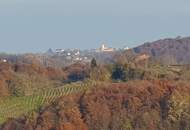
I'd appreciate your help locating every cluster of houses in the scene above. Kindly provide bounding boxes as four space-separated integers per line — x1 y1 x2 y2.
54 49 90 62
46 43 130 63
52 44 116 62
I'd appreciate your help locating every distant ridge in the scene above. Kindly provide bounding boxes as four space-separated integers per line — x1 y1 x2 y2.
132 36 190 65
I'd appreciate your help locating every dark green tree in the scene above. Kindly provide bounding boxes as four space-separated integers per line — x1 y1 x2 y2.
111 65 126 81
91 58 97 68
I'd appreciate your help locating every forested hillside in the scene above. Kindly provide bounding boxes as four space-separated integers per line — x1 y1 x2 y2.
133 37 190 65
0 54 190 130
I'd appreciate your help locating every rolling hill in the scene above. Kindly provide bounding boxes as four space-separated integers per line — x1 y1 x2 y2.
133 37 190 65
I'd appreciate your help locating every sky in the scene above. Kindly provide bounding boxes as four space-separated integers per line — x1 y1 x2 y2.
0 0 190 53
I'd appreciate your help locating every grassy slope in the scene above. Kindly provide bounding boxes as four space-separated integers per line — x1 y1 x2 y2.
0 80 97 124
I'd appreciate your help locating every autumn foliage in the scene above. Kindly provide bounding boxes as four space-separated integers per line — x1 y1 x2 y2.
0 79 190 130
0 59 190 130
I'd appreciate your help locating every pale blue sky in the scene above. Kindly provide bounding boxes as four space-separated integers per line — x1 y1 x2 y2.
0 0 190 53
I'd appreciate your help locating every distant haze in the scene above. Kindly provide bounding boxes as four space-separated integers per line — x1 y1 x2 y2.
0 0 190 53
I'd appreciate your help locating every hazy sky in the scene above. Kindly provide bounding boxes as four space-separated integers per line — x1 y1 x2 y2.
0 0 190 53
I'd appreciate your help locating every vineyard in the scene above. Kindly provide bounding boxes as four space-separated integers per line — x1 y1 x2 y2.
0 80 97 124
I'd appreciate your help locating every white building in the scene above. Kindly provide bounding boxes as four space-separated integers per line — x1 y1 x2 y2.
97 44 114 52
123 46 130 50
74 50 80 56
0 59 7 63
55 49 64 53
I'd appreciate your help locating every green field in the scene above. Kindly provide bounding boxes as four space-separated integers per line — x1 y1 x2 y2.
0 80 96 124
